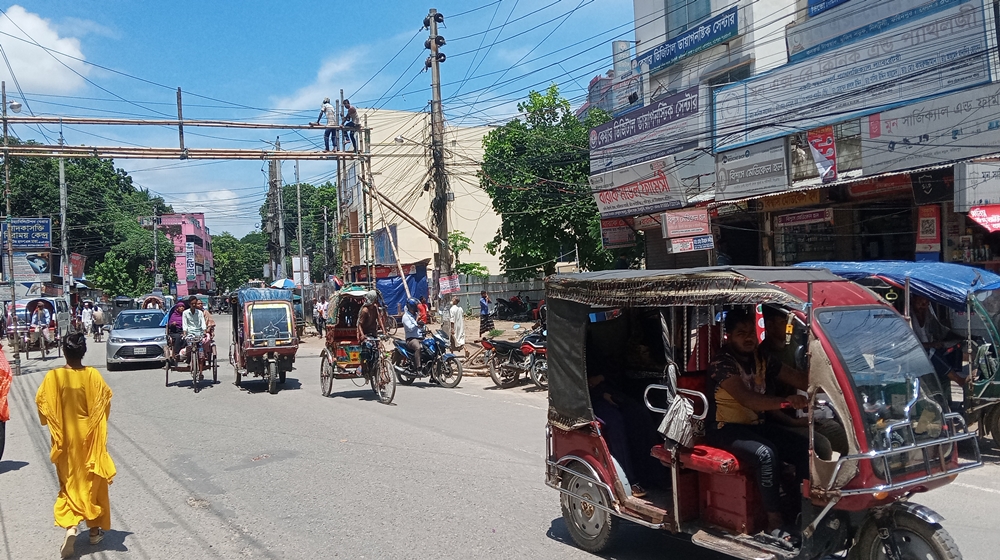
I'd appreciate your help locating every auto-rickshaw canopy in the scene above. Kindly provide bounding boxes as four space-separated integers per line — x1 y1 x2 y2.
544 266 846 431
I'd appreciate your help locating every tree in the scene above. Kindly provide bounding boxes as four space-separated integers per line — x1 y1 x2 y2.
480 85 643 280
257 181 338 282
91 252 140 297
210 230 270 291
448 230 489 277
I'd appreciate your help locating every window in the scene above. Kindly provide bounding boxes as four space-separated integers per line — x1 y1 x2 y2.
666 0 712 40
185 235 203 248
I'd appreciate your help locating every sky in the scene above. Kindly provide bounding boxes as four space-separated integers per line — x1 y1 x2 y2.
0 0 636 237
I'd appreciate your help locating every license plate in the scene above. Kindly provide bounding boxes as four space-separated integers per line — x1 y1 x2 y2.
133 346 147 355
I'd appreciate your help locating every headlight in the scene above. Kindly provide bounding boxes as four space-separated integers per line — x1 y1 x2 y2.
153 336 166 342
110 337 127 343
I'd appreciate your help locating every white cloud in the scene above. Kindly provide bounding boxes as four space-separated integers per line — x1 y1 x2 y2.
55 17 119 40
0 5 91 94
273 48 370 112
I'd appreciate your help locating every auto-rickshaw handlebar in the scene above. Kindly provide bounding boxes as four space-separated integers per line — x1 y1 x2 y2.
643 384 708 420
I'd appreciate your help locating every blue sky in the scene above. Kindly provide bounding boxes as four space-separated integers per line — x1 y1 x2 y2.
0 1 634 237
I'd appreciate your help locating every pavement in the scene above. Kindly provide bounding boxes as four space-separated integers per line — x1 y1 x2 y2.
1 321 999 559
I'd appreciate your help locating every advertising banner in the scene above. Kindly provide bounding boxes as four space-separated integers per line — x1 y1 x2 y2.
847 174 913 200
714 0 991 151
600 218 637 249
758 189 823 212
439 274 460 295
714 137 789 201
668 235 715 254
589 85 701 174
807 126 838 183
611 69 642 116
589 156 685 218
662 208 711 239
956 160 1000 211
776 208 834 227
5 251 52 283
632 6 740 75
0 217 52 249
863 83 1000 175
969 205 1000 231
69 253 86 279
916 205 942 252
185 241 196 282
806 0 851 18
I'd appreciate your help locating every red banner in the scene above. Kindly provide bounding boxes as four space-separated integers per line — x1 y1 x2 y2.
969 205 1000 232
807 126 837 183
916 205 941 252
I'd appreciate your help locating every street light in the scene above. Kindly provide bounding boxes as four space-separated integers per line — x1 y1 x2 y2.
2 82 21 375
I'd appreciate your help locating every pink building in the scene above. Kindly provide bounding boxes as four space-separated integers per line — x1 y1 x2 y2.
161 213 215 297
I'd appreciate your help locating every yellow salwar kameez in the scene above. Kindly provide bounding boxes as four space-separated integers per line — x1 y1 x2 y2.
35 366 116 530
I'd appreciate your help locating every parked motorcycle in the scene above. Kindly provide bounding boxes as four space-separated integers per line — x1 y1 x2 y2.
494 291 536 320
481 328 546 389
391 328 463 388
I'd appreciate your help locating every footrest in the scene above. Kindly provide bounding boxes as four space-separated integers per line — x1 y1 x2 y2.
690 529 792 560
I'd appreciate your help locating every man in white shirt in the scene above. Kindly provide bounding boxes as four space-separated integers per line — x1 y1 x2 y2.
315 296 329 336
449 297 466 354
182 296 208 342
313 97 338 152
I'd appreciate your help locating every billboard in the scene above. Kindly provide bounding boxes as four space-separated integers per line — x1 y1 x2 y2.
661 208 711 239
862 83 1000 175
589 85 701 174
1 217 52 249
185 241 196 282
714 0 991 151
806 0 852 17
956 160 1000 211
589 156 686 218
632 6 740 75
714 137 790 201
5 251 52 283
668 235 715 254
600 218 636 249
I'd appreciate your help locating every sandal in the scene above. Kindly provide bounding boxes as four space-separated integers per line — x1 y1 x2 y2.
89 528 105 545
61 527 78 558
631 484 648 498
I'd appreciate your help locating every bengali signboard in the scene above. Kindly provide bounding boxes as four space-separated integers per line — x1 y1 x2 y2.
589 85 701 174
863 84 1000 175
807 0 851 18
956 160 1000 211
714 0 991 151
758 189 823 212
1 217 52 249
600 218 637 249
439 274 460 295
662 208 711 239
589 156 686 218
185 241 196 282
969 205 1000 231
714 137 789 201
776 208 834 227
632 6 740 75
668 235 715 254
847 174 914 200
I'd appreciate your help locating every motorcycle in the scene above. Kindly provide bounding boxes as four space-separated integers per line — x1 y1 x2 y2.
391 328 463 388
481 327 546 389
494 291 536 320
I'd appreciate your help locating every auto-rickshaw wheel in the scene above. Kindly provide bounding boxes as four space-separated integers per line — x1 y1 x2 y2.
267 360 278 394
320 352 334 396
848 511 961 560
560 464 618 554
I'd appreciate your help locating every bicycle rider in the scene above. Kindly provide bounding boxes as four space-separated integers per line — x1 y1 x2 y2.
29 302 53 352
182 296 208 373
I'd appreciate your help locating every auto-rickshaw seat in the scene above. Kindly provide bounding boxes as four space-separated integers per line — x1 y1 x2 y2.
650 443 742 475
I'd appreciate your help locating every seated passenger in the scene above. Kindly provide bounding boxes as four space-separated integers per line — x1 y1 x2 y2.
911 295 966 392
760 306 848 460
705 307 809 538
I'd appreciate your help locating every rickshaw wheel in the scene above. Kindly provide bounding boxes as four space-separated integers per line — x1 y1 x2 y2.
267 360 278 394
212 353 218 383
985 406 1000 449
164 361 170 386
320 352 334 396
530 356 548 389
849 511 960 560
560 465 618 553
371 357 396 404
435 357 462 388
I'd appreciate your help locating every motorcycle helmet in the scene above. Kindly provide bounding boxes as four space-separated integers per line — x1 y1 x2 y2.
406 297 419 313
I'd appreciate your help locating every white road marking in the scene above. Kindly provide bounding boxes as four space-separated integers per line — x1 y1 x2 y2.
951 482 1000 495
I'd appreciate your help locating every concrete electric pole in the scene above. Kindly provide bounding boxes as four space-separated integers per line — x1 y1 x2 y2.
295 159 305 286
275 138 287 279
425 8 453 301
59 131 68 297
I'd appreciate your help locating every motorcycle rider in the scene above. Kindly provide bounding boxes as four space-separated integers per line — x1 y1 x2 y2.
402 297 424 371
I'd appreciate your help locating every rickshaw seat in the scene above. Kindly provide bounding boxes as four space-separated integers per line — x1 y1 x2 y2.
651 443 742 475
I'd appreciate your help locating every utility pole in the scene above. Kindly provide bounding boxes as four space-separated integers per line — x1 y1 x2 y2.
275 137 287 278
425 8 452 303
267 152 278 279
152 208 159 288
2 81 19 375
59 130 68 297
295 159 304 286
323 205 329 282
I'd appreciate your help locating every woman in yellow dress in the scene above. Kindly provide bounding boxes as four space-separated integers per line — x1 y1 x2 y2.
35 331 116 558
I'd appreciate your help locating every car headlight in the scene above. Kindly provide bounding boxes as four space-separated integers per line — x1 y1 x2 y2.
110 337 127 343
154 336 166 342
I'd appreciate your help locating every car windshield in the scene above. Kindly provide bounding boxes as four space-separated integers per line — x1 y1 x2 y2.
114 311 164 330
249 305 291 339
817 308 948 461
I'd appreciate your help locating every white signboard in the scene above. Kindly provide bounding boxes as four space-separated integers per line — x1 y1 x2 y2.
862 83 1000 175
292 256 311 286
6 251 52 283
611 69 642 116
714 0 991 151
661 209 711 239
589 156 686 218
956 160 1000 211
668 235 715 254
714 138 789 201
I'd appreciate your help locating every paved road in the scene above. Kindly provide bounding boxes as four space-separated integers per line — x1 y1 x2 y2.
1 320 998 559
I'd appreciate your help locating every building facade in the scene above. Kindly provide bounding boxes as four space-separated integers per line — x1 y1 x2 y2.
161 213 216 296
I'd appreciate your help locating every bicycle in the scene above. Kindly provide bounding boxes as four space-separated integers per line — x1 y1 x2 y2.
93 323 104 343
363 335 396 404
186 335 204 390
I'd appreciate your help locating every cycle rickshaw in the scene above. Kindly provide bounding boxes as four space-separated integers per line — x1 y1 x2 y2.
163 300 218 390
230 287 298 394
318 285 395 404
24 298 60 359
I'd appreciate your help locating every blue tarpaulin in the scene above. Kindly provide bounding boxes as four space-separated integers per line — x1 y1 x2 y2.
797 261 1000 310
237 288 294 306
377 269 428 316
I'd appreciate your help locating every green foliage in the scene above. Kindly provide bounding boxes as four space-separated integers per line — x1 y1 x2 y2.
211 231 270 291
257 181 338 281
488 329 504 337
91 252 140 296
448 230 489 277
480 85 642 280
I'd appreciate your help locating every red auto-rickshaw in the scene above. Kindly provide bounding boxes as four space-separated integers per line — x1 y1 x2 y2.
545 267 981 559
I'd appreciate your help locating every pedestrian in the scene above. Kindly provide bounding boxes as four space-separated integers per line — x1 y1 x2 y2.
417 296 429 324
311 297 320 334
0 344 11 462
342 99 359 152
312 97 338 152
316 296 329 336
479 290 494 338
81 302 94 336
449 296 466 354
35 332 115 558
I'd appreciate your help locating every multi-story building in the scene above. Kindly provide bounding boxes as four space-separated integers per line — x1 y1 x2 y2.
161 212 215 297
575 71 616 121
